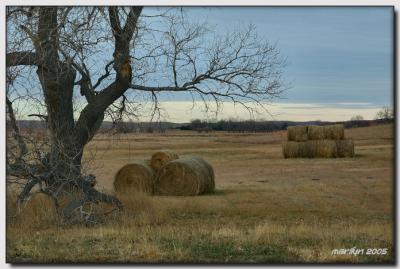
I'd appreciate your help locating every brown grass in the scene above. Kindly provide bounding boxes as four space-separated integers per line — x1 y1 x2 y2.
7 123 394 263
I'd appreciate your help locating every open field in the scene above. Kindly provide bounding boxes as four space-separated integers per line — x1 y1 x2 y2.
7 124 394 263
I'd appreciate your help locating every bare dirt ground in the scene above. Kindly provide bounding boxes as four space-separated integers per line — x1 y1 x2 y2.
7 124 394 263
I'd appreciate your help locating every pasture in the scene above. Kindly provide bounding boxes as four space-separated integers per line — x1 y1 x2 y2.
7 124 394 263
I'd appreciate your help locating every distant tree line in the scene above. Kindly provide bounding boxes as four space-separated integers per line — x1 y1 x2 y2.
181 119 289 133
181 115 394 133
108 121 183 134
346 107 394 128
12 106 394 135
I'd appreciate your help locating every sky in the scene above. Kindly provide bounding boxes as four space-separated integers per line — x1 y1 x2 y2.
9 7 394 123
139 6 394 122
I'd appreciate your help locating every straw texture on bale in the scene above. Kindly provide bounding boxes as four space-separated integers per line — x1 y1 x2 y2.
283 140 337 158
155 156 215 196
18 193 58 223
283 141 317 158
287 126 308 141
282 141 300 158
307 125 325 140
336 139 355 157
114 160 155 194
150 151 179 171
25 193 57 215
313 140 337 158
323 124 344 140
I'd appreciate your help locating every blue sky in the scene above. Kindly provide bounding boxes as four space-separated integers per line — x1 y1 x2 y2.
177 7 393 107
128 7 393 121
10 7 394 122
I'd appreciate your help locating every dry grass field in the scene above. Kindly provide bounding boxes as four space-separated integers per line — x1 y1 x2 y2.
7 123 394 263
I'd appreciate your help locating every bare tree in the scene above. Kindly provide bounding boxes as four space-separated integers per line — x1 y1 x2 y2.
375 106 394 121
6 7 286 220
350 115 364 121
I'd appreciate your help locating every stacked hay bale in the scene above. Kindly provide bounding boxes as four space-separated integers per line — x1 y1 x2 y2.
114 151 215 196
287 125 308 141
283 124 354 158
150 150 179 172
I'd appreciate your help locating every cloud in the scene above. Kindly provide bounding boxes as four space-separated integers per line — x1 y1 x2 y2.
134 101 384 122
12 98 386 123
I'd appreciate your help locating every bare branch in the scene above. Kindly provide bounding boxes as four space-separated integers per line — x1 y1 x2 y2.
6 7 286 223
6 97 28 159
108 7 122 35
123 7 143 39
109 7 143 68
92 60 114 90
19 25 39 48
6 51 37 67
28 113 48 121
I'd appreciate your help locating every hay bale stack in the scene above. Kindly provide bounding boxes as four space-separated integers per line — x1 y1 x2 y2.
282 141 300 158
287 126 308 141
283 141 315 158
300 141 317 158
155 156 215 196
283 140 337 158
323 124 344 140
150 151 179 171
282 123 354 158
114 160 155 194
313 140 337 158
307 125 325 140
336 139 355 157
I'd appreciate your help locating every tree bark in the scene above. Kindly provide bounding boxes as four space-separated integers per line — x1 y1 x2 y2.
34 8 80 176
7 7 144 217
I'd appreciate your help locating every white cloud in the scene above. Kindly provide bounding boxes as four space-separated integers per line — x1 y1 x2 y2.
12 99 384 123
137 101 383 122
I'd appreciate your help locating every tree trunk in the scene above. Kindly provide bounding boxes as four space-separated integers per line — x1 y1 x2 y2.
34 7 79 176
7 7 137 215
36 61 80 172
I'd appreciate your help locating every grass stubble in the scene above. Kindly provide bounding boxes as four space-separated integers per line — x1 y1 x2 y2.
6 124 394 263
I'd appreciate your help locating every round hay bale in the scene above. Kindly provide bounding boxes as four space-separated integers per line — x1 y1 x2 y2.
287 126 308 141
323 124 344 140
336 139 355 157
314 140 337 158
300 141 318 158
282 141 300 158
284 141 317 158
150 151 179 171
15 193 59 225
155 156 215 196
196 157 216 192
24 192 57 216
283 140 338 158
307 125 325 140
114 160 155 195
